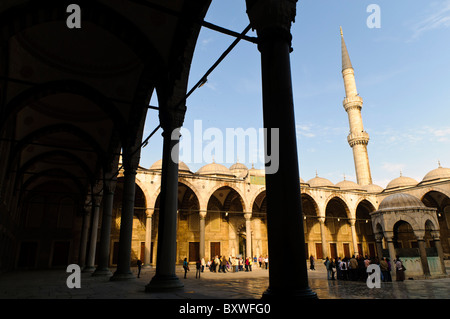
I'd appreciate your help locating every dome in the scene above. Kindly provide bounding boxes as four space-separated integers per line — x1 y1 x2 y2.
378 193 425 211
230 162 248 171
196 162 235 177
248 163 265 177
422 163 450 183
307 175 334 188
385 174 418 190
362 184 384 193
300 177 306 184
336 179 362 190
150 159 191 172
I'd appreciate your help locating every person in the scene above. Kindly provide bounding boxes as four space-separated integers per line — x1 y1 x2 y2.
183 258 189 279
221 256 228 273
385 258 392 282
264 256 269 269
249 257 252 271
324 257 331 279
380 257 389 282
336 257 342 280
258 256 263 268
395 256 405 281
195 259 201 279
340 257 348 280
136 259 142 278
310 255 315 270
245 257 249 272
330 258 336 280
201 257 206 272
349 255 358 281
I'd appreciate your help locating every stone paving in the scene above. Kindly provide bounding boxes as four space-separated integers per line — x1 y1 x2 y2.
0 262 449 300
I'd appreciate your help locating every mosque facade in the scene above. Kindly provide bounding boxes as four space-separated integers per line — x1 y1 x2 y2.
108 28 450 279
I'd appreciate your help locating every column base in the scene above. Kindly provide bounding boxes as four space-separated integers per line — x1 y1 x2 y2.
92 268 113 277
110 271 136 281
82 266 95 273
262 286 318 300
145 274 184 292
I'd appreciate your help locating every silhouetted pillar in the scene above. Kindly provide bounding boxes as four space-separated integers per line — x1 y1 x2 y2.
83 196 101 272
146 124 184 291
143 209 153 268
93 175 116 276
110 152 139 281
78 205 91 268
246 0 316 299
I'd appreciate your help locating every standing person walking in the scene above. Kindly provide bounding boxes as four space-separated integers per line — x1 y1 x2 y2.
183 258 189 279
195 259 201 279
395 256 405 281
310 255 315 270
136 259 142 278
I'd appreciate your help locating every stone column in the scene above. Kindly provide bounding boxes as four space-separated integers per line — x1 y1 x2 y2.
244 213 252 258
318 217 328 259
415 231 431 277
349 218 358 256
375 232 384 259
93 178 116 276
110 153 139 281
83 196 101 272
199 211 206 261
143 209 153 268
385 232 397 280
246 0 316 299
431 231 447 275
146 124 184 291
78 205 91 268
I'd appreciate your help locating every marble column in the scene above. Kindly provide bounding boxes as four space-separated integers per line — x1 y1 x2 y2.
199 211 206 261
146 126 184 291
110 154 139 281
78 205 91 268
375 232 384 259
246 0 316 299
244 213 252 258
385 232 397 280
143 209 153 268
416 233 431 276
349 218 358 256
318 217 328 259
431 231 447 275
83 197 101 272
93 177 116 276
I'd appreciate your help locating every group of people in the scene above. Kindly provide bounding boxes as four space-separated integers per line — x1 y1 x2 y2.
310 254 406 282
182 255 270 279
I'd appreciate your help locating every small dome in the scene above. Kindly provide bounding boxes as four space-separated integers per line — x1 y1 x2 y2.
422 163 450 183
230 162 248 171
307 175 334 188
300 177 306 184
248 163 265 177
385 174 417 190
362 184 384 193
378 193 425 211
150 159 191 172
336 179 362 190
196 162 235 177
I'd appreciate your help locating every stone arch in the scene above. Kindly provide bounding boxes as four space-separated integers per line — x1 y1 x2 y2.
249 187 266 212
204 183 248 213
324 194 351 219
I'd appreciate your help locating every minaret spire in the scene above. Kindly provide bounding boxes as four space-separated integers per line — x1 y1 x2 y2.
340 27 372 186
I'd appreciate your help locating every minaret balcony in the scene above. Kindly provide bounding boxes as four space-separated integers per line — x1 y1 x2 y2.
343 96 363 111
347 131 369 146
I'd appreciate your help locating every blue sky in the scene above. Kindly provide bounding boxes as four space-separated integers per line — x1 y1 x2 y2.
140 0 450 188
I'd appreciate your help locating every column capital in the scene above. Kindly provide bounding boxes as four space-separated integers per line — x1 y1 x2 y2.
430 230 441 240
159 107 186 133
318 217 325 224
246 0 297 35
145 209 154 218
244 213 252 220
199 211 207 219
414 229 426 241
349 218 356 226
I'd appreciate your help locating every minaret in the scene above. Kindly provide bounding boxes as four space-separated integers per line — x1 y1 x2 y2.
340 27 372 186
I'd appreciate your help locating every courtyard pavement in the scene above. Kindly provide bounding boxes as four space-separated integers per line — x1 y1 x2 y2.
0 262 449 300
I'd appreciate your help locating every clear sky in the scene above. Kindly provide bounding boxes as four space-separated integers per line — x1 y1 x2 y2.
140 0 450 188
